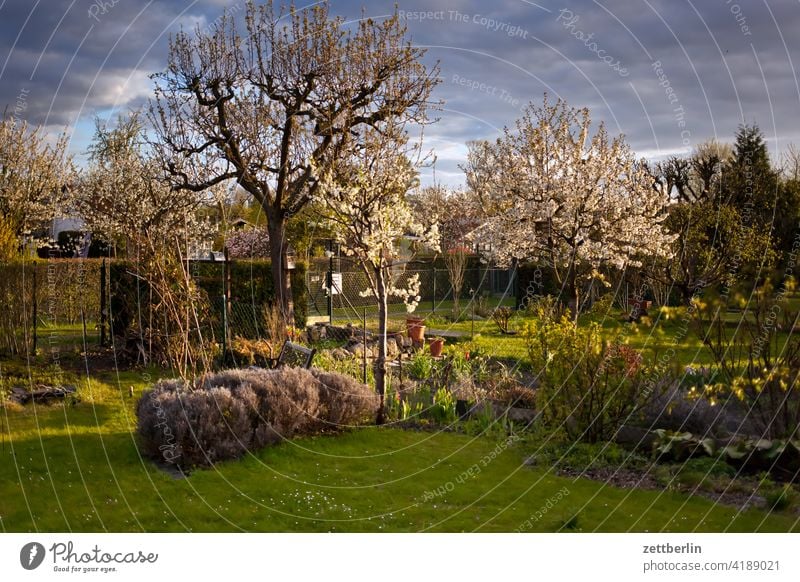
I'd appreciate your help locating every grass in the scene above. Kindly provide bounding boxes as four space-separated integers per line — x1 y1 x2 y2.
0 365 797 532
1 312 798 533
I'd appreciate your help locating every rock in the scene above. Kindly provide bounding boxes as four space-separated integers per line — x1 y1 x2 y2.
613 425 657 450
386 337 399 358
330 348 352 360
347 342 373 359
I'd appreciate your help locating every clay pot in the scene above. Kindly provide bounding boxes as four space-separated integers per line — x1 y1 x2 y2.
406 317 425 343
429 337 444 358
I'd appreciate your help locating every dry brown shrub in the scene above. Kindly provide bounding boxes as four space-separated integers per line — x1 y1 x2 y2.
311 369 379 426
137 367 376 468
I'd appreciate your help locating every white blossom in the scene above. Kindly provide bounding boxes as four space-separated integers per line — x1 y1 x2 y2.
466 96 675 315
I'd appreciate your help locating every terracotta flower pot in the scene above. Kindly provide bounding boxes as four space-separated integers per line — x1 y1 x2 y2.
429 338 444 358
406 317 426 343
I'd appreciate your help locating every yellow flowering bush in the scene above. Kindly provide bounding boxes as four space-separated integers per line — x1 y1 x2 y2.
689 282 800 438
525 314 656 443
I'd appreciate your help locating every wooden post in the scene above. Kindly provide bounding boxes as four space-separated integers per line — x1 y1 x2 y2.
99 258 107 347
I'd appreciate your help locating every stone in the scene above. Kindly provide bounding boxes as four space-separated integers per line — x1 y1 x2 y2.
347 342 373 359
330 348 352 360
386 337 399 358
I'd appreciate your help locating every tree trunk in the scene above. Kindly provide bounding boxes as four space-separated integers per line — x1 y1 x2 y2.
568 262 580 323
375 265 388 425
267 215 295 329
681 284 694 306
572 284 580 323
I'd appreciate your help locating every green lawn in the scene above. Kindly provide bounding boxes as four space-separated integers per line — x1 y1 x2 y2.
323 304 721 365
328 299 800 370
0 367 796 532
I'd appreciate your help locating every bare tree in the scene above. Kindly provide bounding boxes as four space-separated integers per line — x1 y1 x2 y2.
782 143 800 182
150 0 439 328
409 185 478 317
650 140 731 203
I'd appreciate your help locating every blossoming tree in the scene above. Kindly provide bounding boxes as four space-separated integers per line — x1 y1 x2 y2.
224 226 270 259
314 135 439 423
409 185 479 317
0 117 72 253
465 96 675 319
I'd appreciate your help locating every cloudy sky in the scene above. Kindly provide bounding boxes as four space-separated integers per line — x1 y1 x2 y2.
2 0 799 186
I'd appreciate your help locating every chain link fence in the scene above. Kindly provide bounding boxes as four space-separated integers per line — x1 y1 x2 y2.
305 259 519 322
303 258 532 363
0 259 105 356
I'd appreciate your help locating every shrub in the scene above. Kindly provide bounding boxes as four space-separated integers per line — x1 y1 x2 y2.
136 380 255 467
111 259 308 342
491 307 515 334
690 283 800 438
407 351 436 380
523 293 566 321
525 315 660 443
639 382 745 436
228 337 276 367
498 385 537 409
527 440 649 472
313 349 374 387
136 367 375 468
0 260 104 355
429 387 457 424
678 456 737 478
202 367 321 439
310 369 379 426
764 485 796 511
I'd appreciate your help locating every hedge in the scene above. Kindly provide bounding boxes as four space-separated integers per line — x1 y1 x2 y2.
109 259 307 339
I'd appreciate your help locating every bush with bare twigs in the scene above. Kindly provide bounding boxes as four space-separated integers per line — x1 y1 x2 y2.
136 367 376 468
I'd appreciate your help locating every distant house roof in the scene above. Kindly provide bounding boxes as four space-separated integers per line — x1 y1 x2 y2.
230 218 253 229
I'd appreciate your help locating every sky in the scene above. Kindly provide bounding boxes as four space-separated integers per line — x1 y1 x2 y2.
1 0 799 186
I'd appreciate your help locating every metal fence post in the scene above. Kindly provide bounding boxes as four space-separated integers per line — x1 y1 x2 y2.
224 247 232 341
99 258 107 347
431 265 436 314
362 308 367 384
328 240 334 324
32 265 38 353
222 293 228 359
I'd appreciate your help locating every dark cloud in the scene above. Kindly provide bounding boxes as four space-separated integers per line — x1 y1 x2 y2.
0 0 230 127
1 0 798 184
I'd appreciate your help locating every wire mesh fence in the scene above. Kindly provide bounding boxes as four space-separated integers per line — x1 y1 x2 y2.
303 260 531 364
305 263 519 323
